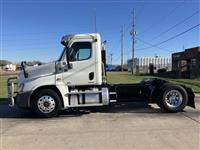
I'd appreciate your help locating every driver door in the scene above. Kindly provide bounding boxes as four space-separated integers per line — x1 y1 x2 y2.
62 39 96 86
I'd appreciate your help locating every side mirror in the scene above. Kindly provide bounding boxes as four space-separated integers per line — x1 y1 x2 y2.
56 61 69 72
62 61 73 69
62 61 67 66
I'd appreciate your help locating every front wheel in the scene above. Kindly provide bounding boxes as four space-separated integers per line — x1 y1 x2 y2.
159 85 188 112
31 89 61 117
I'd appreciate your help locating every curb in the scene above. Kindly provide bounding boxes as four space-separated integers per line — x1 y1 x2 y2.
195 94 200 98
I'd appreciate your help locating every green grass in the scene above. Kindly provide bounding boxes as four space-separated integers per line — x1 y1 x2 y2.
0 75 10 98
157 77 200 93
107 72 200 93
0 75 17 99
107 72 152 84
0 72 199 100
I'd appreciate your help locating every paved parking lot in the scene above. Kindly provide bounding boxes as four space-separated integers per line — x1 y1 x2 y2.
0 96 200 150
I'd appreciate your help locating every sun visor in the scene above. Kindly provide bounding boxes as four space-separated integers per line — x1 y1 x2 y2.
61 34 75 46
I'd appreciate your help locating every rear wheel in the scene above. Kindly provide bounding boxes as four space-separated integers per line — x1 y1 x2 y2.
159 85 188 112
31 89 61 117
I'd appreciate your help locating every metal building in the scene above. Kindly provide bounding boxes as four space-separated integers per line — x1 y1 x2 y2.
127 57 172 74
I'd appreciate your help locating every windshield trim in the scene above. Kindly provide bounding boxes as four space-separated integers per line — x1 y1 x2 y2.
58 47 67 61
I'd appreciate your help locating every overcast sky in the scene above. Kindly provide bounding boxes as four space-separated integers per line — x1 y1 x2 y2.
1 0 199 64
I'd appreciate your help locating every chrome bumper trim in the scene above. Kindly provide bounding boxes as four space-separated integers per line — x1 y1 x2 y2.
7 77 17 107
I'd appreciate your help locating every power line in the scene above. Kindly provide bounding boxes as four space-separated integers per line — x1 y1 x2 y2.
139 1 185 35
2 46 60 51
2 36 59 41
150 9 199 41
124 7 143 36
110 8 142 64
111 17 132 65
136 37 173 52
137 24 200 51
135 3 145 18
2 45 61 49
124 22 132 35
154 24 200 46
1 31 63 36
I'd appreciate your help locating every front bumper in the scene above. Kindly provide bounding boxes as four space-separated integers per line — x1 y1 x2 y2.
7 77 31 108
7 77 17 107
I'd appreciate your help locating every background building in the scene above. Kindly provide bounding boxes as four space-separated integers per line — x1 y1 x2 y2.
127 57 172 74
0 60 16 71
172 46 200 78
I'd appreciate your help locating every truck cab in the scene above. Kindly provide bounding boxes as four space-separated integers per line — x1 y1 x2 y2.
7 33 195 117
58 33 103 86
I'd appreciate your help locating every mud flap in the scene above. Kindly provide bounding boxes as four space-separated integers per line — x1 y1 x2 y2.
186 87 195 108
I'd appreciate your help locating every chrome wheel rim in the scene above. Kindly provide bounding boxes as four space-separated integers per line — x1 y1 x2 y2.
164 90 183 108
37 95 56 113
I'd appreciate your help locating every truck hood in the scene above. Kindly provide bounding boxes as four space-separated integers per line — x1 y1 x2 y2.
18 62 56 82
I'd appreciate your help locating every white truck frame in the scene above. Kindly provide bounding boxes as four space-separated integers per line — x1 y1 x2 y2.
7 33 195 117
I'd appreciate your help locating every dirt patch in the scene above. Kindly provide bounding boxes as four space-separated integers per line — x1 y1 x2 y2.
0 71 18 76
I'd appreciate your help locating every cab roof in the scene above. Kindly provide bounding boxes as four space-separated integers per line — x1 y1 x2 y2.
61 33 100 46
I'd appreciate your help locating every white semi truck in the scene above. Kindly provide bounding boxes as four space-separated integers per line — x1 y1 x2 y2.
7 33 195 117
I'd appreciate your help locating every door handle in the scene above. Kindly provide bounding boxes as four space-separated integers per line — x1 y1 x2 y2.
89 72 94 80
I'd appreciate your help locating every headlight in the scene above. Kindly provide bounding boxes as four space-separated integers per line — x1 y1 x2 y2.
17 83 24 93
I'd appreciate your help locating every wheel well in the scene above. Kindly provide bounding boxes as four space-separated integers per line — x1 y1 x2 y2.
150 83 172 103
30 85 64 108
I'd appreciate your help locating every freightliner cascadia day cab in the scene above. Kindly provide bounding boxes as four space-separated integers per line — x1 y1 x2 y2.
7 33 195 117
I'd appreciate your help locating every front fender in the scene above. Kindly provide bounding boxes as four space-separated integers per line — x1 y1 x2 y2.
24 74 56 92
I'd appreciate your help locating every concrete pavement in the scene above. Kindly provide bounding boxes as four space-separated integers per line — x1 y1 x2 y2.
0 96 199 150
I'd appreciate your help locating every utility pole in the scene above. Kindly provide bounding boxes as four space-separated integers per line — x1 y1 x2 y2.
121 26 124 72
130 9 136 74
110 53 113 65
107 55 110 64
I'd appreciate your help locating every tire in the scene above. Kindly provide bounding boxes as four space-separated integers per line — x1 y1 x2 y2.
31 89 61 117
159 85 188 113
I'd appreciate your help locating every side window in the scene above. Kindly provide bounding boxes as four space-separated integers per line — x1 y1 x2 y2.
69 42 92 61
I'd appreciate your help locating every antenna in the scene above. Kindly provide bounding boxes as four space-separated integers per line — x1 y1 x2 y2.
121 26 124 72
93 8 97 33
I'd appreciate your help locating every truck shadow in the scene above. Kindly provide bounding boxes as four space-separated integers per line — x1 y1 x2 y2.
60 102 163 118
0 99 162 119
85 102 162 113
